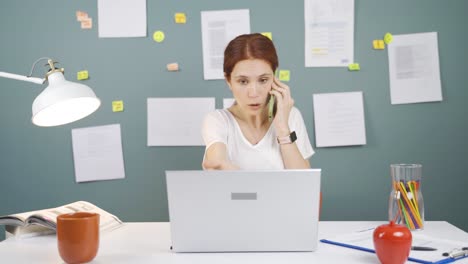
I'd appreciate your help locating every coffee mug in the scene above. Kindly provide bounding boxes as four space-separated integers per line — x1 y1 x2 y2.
57 212 100 264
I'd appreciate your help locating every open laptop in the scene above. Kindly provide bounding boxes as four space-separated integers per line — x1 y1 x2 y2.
165 169 321 253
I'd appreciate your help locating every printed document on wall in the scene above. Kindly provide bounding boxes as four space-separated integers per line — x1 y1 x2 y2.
72 124 126 183
147 98 215 146
313 91 366 147
98 0 147 38
201 9 250 80
388 32 442 104
304 0 354 67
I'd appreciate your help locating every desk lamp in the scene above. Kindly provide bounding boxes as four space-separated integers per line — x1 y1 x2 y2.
0 57 101 127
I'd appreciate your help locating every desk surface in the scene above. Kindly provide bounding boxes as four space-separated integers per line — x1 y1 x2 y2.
1 221 467 264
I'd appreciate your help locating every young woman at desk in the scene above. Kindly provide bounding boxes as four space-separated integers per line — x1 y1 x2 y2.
202 33 314 170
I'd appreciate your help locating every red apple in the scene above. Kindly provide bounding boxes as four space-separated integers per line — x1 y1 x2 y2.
373 221 412 264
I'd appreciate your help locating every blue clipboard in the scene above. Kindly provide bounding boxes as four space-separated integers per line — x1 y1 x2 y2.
320 239 468 264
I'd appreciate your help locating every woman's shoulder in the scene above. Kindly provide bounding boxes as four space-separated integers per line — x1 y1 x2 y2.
205 109 233 123
290 106 303 119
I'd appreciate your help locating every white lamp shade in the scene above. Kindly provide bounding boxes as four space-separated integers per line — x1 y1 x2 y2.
32 72 101 127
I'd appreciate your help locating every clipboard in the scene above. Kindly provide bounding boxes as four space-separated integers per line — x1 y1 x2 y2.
320 239 468 264
320 227 468 264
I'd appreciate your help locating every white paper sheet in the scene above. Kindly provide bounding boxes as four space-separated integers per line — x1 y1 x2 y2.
147 98 216 146
201 9 250 80
313 91 366 147
71 124 126 183
326 227 468 263
304 0 354 67
98 0 147 38
388 32 442 104
223 98 235 109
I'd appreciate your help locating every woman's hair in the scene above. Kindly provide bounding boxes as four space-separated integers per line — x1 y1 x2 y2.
223 33 278 81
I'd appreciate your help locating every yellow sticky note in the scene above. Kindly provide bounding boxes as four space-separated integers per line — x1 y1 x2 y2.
348 63 360 71
261 32 272 40
77 70 89 80
174 13 186 24
112 101 124 112
373 40 385 50
278 70 290 82
312 48 328 55
384 33 393 44
153 31 165 42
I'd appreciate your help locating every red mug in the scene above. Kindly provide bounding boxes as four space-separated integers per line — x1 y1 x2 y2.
57 212 100 264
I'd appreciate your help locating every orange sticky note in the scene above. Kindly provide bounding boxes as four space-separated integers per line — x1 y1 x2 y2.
174 13 186 24
112 101 124 112
261 32 272 40
166 63 179 71
279 70 290 82
81 18 92 29
373 40 385 50
77 70 89 80
76 11 88 22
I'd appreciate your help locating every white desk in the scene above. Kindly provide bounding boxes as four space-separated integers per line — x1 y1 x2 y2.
1 221 467 263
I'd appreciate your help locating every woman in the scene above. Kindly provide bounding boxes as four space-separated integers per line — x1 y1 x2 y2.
202 33 314 170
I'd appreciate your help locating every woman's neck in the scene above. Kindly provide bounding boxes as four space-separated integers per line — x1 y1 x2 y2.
228 105 269 128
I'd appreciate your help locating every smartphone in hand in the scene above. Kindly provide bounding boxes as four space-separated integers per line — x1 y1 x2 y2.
268 94 276 122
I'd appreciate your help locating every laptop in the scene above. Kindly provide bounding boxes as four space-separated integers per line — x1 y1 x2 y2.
165 169 321 252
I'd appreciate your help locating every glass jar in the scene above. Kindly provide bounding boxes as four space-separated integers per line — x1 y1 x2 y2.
388 164 424 230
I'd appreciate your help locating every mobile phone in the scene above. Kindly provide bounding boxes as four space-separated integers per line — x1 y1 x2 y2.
268 94 276 122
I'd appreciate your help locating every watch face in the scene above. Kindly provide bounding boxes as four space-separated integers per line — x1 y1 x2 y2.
290 131 297 142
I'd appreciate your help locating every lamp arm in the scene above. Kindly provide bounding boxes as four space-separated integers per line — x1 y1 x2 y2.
0 71 45 85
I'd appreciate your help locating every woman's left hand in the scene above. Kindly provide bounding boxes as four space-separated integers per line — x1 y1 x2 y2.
270 77 294 136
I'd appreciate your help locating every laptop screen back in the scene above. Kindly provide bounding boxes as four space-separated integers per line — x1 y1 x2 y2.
166 169 321 252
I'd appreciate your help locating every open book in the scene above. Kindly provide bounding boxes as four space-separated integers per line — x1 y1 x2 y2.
0 201 123 238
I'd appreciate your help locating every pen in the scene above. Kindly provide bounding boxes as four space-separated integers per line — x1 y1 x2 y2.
412 246 437 251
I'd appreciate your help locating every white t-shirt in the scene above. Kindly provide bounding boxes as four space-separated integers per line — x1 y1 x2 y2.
201 107 314 170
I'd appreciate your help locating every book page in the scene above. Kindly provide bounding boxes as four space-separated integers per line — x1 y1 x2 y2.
2 201 123 234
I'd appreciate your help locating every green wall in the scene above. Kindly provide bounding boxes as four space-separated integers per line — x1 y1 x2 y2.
1 0 467 241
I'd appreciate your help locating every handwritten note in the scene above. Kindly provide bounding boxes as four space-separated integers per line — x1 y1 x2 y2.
77 70 89 80
348 63 360 71
153 30 165 42
112 101 124 112
279 70 290 82
174 13 187 24
373 40 385 50
384 32 393 44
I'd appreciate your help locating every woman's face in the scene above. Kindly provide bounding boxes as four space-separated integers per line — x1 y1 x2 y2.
226 59 274 116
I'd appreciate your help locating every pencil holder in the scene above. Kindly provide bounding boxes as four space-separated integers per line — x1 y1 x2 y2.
388 164 424 230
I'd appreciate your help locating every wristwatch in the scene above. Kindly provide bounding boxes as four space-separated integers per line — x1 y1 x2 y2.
277 131 297 145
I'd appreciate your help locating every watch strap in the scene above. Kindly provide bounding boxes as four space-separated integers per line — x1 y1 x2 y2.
277 131 297 144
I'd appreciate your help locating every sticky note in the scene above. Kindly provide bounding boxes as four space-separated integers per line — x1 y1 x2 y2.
279 70 290 82
261 32 272 40
384 33 393 44
81 18 92 29
174 13 186 24
112 101 124 112
76 11 88 22
153 31 165 42
348 63 360 71
373 40 385 50
77 70 89 80
166 63 179 71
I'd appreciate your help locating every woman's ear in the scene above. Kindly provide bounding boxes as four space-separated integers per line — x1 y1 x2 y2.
224 73 233 91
